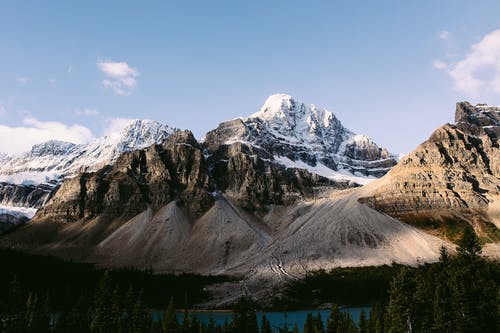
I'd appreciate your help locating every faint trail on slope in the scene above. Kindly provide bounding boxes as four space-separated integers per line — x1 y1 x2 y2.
221 196 269 248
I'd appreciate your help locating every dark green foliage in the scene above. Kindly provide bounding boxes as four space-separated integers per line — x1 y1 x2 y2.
457 224 482 257
54 296 91 333
162 297 178 333
367 303 385 333
232 297 258 333
303 313 314 333
358 310 367 333
0 249 232 311
275 265 402 309
260 315 271 333
383 227 499 333
326 304 340 333
325 305 358 333
130 290 150 333
314 313 325 333
91 272 121 333
24 292 51 333
386 267 414 333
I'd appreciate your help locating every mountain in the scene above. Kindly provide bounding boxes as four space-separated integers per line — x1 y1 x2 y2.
359 102 500 244
0 119 176 231
3 99 498 304
204 94 397 184
0 100 451 291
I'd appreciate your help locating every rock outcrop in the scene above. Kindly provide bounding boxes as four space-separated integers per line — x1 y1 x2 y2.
359 102 500 241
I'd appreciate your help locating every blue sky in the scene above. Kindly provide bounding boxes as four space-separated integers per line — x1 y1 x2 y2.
1 1 500 154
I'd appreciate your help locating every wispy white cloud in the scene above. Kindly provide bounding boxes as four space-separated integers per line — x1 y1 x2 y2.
432 60 448 70
16 76 32 84
0 116 94 154
103 117 136 139
74 108 99 116
434 29 500 97
48 78 57 85
438 30 450 40
97 60 139 96
0 104 6 117
67 65 73 74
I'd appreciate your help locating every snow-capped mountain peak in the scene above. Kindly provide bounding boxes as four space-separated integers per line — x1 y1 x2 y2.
0 119 177 187
250 94 345 137
105 119 175 152
205 94 397 184
28 140 77 157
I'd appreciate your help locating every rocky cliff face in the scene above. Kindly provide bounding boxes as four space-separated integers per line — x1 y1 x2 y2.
359 102 500 241
0 120 176 231
35 131 214 224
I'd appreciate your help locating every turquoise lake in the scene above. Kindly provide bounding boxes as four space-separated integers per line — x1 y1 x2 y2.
173 307 370 332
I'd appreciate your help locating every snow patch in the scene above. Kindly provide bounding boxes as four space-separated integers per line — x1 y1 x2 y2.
274 156 375 185
0 204 37 219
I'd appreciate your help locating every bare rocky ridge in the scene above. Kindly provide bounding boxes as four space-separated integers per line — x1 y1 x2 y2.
359 102 500 241
0 120 176 231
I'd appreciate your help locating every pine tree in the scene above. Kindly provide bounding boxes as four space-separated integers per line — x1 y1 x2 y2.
358 310 367 333
162 297 178 333
189 315 200 333
368 303 385 333
314 313 325 333
55 296 91 333
337 313 357 333
207 314 217 333
2 275 26 333
131 289 150 333
304 313 315 333
326 304 340 333
232 297 258 333
181 307 190 333
457 224 482 258
91 271 121 333
386 267 414 333
260 315 271 333
24 292 50 333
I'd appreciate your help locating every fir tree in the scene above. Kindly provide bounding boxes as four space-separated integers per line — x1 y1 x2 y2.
207 314 217 333
260 315 271 333
358 310 367 333
326 304 340 333
314 313 325 333
24 292 50 333
55 296 91 333
304 313 315 333
457 224 482 258
91 271 121 333
162 297 178 333
181 307 190 333
131 289 150 333
386 267 414 333
232 297 258 333
2 275 26 333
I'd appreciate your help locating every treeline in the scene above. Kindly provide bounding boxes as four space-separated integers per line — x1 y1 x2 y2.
379 225 499 333
0 249 230 310
0 273 361 333
1 225 498 332
274 265 402 309
276 224 499 333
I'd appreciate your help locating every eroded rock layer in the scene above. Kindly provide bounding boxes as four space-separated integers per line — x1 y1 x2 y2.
359 102 500 240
